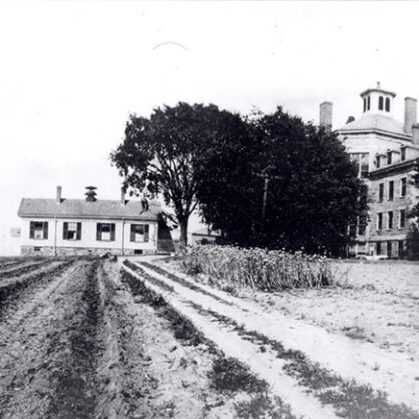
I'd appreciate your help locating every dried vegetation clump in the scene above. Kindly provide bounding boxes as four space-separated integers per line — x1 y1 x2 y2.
183 245 334 290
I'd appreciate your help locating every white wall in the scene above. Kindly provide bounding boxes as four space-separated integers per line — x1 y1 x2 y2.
21 218 158 252
0 224 21 256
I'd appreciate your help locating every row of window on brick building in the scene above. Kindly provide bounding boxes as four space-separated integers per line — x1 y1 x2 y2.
378 177 407 202
29 221 150 242
350 149 408 178
376 148 407 169
376 209 407 231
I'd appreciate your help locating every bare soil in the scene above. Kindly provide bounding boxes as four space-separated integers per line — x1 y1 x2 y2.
2 254 417 418
143 257 419 418
0 258 265 418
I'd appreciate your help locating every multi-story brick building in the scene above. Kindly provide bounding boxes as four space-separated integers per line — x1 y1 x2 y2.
368 145 419 258
320 83 419 259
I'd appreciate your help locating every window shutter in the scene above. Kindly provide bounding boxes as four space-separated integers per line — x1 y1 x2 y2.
30 222 35 239
144 224 149 242
130 224 135 242
77 223 82 240
43 222 48 240
63 222 68 240
96 224 101 241
110 224 115 241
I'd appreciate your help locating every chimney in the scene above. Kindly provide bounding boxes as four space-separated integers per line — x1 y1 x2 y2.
120 187 126 205
412 123 419 146
56 186 62 204
404 97 417 134
319 101 333 131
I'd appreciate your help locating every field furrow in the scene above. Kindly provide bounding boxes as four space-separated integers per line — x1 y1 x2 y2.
2 258 277 418
0 259 55 280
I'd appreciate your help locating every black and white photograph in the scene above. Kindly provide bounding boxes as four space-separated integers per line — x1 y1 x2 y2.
0 1 418 418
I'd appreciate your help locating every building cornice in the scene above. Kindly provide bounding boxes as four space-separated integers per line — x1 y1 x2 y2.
368 158 418 179
359 88 396 98
336 128 411 141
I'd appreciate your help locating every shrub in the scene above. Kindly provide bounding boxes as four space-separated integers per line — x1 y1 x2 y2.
182 245 334 290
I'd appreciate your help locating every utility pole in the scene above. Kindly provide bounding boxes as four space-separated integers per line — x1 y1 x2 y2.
256 165 279 221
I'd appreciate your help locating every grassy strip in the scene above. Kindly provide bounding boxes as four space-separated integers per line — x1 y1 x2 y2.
121 266 296 419
0 260 75 317
46 260 101 418
208 356 296 419
124 260 175 293
139 260 234 305
187 301 418 419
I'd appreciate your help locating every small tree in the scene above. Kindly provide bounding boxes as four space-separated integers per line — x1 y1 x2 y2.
111 102 245 247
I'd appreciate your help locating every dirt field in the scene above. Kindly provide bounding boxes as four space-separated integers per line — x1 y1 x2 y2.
143 257 419 419
0 257 290 418
1 255 418 418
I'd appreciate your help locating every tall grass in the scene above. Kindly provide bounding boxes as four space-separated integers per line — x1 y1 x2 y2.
183 245 334 290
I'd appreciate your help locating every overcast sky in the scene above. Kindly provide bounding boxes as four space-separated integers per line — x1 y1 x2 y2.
1 1 419 228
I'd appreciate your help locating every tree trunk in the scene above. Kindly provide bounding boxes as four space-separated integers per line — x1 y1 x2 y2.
179 218 188 249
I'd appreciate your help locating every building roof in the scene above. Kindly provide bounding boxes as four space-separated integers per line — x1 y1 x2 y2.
337 113 409 137
359 87 396 97
192 228 221 237
17 198 162 221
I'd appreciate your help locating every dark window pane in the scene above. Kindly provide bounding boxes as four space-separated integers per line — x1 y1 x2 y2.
388 212 393 229
377 213 383 230
401 178 407 197
389 181 394 200
400 210 406 228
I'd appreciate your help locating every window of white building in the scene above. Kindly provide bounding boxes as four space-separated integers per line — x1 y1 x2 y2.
130 224 149 242
63 222 81 240
30 221 48 240
97 223 115 241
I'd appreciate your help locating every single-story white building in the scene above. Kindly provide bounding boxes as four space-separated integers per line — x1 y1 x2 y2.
17 186 171 256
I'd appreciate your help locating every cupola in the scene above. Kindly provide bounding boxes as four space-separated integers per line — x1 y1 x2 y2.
360 82 396 116
85 186 97 202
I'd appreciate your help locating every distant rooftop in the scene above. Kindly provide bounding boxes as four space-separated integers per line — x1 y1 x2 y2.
338 113 409 137
18 198 161 221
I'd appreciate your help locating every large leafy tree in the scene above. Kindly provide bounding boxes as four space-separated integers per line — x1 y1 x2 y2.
110 102 246 246
197 107 368 256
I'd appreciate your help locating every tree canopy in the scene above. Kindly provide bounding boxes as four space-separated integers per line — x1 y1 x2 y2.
196 107 368 256
111 102 367 255
110 102 247 246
